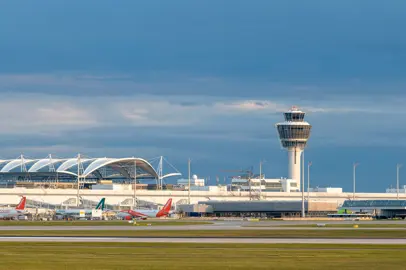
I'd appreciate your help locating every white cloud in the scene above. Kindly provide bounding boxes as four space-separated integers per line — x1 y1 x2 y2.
217 100 287 112
215 99 403 115
1 72 406 149
0 97 98 134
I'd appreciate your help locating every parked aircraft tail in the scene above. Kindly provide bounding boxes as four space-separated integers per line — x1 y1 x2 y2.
95 198 105 210
15 196 26 210
157 198 172 217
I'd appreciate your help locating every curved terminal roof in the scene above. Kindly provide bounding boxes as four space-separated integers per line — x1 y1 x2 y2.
0 156 161 180
1 159 35 172
28 158 65 172
82 157 158 179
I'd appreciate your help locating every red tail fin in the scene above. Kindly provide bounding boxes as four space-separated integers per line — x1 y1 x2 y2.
15 196 26 210
156 198 172 217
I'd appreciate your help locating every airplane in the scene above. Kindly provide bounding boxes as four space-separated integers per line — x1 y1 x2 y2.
119 198 173 220
55 198 105 217
0 196 27 220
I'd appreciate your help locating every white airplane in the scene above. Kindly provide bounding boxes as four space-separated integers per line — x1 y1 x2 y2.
0 196 27 220
55 198 105 217
118 198 173 220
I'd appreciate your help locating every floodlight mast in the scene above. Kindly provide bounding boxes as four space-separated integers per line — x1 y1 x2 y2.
353 162 359 200
397 164 402 200
134 159 137 208
259 160 266 200
188 158 191 204
76 153 80 207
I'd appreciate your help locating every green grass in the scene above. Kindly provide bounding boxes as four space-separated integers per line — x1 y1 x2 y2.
0 220 211 226
0 242 405 270
0 229 406 238
279 224 406 228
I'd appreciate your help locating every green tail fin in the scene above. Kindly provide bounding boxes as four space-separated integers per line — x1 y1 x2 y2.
95 198 105 210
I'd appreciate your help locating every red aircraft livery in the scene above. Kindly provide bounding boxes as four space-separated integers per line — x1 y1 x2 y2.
120 198 172 219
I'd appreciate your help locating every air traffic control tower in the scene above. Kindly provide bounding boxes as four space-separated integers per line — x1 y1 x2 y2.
276 106 312 190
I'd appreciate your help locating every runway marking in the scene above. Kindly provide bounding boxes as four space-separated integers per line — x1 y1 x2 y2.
0 236 405 244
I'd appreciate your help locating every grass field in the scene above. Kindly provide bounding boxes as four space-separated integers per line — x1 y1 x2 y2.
0 242 405 270
0 229 406 238
0 220 211 226
280 224 406 228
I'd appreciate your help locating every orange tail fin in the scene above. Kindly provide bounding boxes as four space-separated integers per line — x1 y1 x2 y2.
157 198 172 217
15 197 26 210
163 198 172 212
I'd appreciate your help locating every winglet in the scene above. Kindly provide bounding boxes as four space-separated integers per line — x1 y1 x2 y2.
95 198 105 210
15 196 26 210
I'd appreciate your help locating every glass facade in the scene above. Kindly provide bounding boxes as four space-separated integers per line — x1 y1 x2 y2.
277 125 311 140
342 200 406 208
280 141 307 148
284 112 305 122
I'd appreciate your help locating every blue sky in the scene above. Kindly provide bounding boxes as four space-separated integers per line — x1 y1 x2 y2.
1 1 406 192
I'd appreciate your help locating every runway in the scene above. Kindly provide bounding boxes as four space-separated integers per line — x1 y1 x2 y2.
0 224 405 231
0 236 405 244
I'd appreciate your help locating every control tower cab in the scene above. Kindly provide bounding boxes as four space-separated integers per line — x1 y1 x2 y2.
275 106 312 190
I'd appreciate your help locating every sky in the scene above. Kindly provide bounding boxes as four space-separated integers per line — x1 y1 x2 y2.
0 1 406 192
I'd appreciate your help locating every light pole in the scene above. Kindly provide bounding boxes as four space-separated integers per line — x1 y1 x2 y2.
353 162 359 200
307 161 312 203
134 159 137 208
188 158 191 204
301 150 305 218
76 153 81 207
259 160 266 200
397 164 402 200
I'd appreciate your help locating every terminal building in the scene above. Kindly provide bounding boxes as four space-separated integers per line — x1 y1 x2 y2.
0 155 181 189
178 200 338 218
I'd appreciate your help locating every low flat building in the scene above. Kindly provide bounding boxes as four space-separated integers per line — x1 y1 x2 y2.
340 200 406 219
230 177 299 193
177 175 205 187
190 186 227 192
309 187 343 193
386 185 406 194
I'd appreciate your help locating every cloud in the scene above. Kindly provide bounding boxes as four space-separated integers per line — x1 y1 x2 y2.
2 72 406 101
0 92 405 141
219 100 286 112
0 97 98 134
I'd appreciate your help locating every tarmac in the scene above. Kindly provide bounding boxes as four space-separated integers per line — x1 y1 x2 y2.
0 225 405 230
0 236 405 244
0 220 405 231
